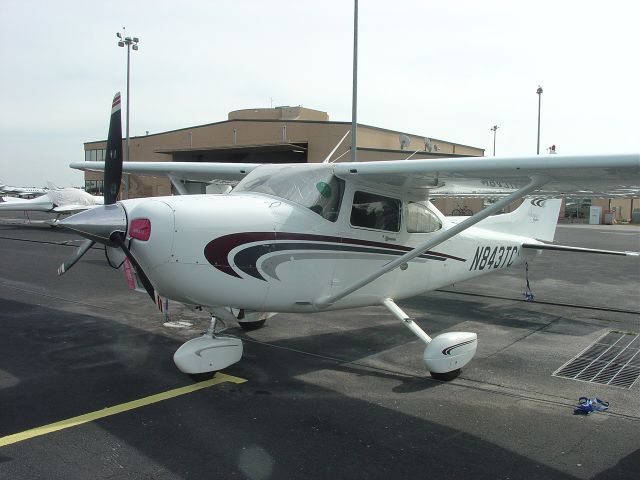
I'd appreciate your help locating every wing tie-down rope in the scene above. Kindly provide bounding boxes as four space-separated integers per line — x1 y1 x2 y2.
522 262 534 301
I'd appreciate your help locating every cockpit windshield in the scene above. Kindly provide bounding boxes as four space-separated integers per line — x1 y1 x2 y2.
233 164 345 222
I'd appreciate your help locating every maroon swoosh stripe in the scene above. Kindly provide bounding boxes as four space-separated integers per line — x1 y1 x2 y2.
204 232 465 278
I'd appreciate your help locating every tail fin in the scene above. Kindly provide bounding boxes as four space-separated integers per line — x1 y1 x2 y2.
476 198 562 242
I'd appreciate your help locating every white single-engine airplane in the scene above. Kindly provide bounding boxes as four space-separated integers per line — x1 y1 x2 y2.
0 184 104 225
58 93 640 380
0 179 49 198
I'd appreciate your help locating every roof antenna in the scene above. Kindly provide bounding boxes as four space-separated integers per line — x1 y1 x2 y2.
399 134 411 150
424 137 434 152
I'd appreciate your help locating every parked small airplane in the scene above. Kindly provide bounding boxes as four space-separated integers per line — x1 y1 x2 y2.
0 184 104 225
58 93 640 379
0 179 49 198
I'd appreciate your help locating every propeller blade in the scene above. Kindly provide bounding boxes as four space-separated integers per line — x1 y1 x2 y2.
112 234 155 302
57 94 125 278
57 239 95 276
104 92 123 205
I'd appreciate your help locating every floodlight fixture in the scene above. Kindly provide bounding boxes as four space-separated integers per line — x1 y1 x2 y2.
536 85 543 154
115 27 141 199
491 125 499 156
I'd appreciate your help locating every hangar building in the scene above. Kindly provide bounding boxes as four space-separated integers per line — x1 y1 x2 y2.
83 106 483 214
82 106 637 221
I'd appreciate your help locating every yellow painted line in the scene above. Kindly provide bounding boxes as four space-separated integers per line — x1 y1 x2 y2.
0 372 247 448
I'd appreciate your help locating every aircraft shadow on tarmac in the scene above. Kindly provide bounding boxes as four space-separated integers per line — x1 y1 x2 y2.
1 296 639 479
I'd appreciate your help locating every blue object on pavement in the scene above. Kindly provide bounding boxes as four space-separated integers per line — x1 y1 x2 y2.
574 397 610 414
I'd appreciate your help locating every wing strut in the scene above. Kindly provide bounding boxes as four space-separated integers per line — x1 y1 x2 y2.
313 174 549 309
168 174 189 195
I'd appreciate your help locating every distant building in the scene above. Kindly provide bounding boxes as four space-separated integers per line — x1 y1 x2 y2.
82 106 483 199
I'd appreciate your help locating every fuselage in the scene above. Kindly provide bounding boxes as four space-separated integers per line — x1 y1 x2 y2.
120 164 535 313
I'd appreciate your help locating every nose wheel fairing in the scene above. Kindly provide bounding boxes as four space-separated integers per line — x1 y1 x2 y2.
174 335 243 374
173 315 243 374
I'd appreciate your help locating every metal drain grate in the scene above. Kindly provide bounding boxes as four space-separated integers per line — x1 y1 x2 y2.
553 331 640 389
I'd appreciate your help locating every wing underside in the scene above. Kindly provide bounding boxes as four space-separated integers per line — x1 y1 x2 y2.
69 161 261 184
70 154 639 199
333 153 640 198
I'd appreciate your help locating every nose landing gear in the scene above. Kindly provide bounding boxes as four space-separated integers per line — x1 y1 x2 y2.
173 315 243 376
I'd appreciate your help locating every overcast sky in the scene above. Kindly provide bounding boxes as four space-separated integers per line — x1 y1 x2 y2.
0 0 638 187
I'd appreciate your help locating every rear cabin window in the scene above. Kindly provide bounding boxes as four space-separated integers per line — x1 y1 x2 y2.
406 202 442 233
350 191 401 232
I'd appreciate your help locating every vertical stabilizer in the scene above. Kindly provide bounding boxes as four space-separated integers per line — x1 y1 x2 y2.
475 198 562 242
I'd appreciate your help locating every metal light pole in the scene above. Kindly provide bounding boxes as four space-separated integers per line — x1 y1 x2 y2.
536 85 543 154
117 28 140 198
351 0 358 161
491 125 499 156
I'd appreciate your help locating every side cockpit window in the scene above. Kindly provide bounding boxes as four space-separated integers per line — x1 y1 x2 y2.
350 191 401 232
406 202 442 233
309 176 345 222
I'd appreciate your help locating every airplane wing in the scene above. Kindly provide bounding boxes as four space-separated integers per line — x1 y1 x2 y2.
52 204 100 213
0 196 23 203
428 181 514 198
332 153 640 198
69 161 261 184
71 154 639 198
0 195 54 212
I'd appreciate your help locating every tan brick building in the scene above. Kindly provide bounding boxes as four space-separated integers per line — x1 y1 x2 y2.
83 106 483 201
82 106 637 221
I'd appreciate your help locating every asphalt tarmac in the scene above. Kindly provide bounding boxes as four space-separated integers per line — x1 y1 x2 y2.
0 212 639 479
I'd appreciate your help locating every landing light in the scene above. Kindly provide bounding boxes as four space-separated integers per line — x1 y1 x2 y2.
130 218 151 241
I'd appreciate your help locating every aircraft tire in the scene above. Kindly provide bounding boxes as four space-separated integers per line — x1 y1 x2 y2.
430 369 461 381
239 319 266 331
188 371 217 382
